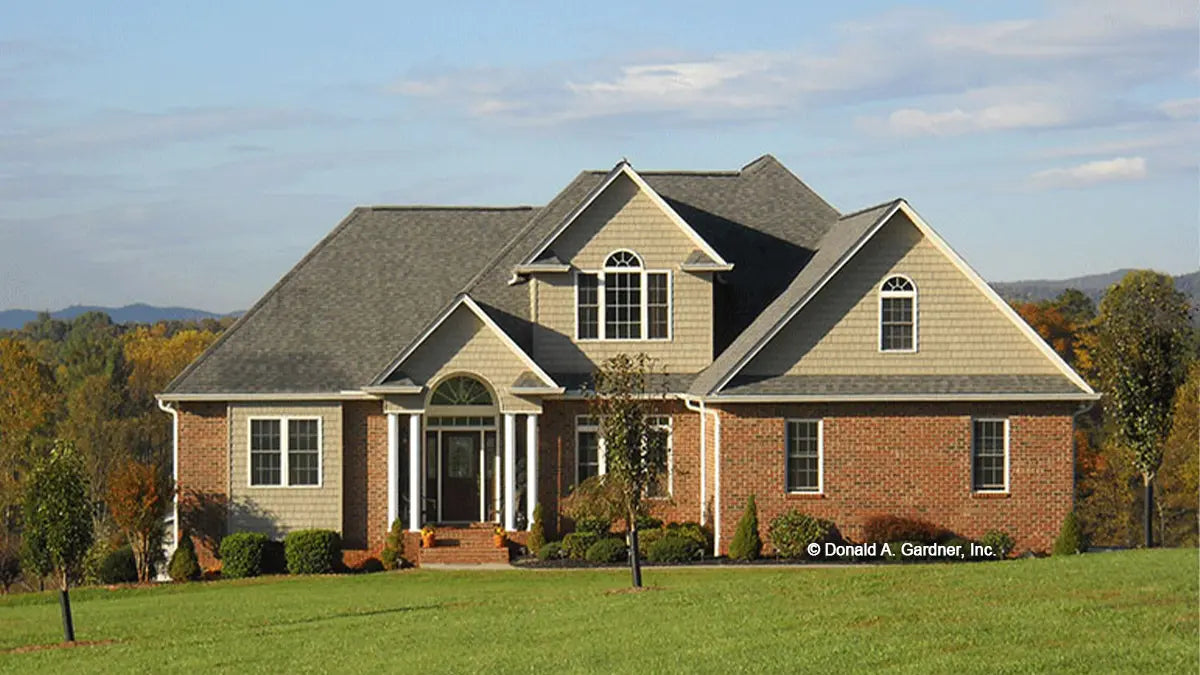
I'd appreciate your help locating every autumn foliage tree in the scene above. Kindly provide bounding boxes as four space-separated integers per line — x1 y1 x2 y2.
107 459 173 582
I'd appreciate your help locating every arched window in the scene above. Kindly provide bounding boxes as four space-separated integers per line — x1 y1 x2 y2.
430 376 493 405
879 275 916 352
575 249 670 341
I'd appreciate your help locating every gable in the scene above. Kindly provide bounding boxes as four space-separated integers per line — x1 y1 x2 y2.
381 301 549 411
740 210 1068 380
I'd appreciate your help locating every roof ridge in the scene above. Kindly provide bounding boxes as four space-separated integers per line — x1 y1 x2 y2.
365 205 536 211
163 207 369 394
744 154 842 217
839 198 903 220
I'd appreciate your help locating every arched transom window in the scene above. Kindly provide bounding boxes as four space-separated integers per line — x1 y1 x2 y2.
879 275 917 352
575 250 670 341
430 376 493 405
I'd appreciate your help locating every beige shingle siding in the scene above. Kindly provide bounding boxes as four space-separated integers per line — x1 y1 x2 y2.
531 173 714 373
400 305 540 412
744 213 1060 377
228 402 343 535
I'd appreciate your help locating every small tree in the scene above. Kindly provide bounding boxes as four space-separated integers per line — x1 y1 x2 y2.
1053 511 1086 556
106 459 172 582
587 354 668 588
729 494 762 561
168 531 201 581
380 519 407 571
22 440 94 642
1096 271 1192 547
526 503 546 556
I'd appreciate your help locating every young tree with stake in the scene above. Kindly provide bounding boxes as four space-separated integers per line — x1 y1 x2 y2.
588 353 668 588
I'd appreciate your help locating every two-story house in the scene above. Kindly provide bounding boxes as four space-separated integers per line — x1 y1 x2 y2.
159 155 1098 565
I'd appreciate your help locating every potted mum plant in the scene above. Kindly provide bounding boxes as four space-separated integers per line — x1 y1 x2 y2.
493 525 506 548
420 525 436 549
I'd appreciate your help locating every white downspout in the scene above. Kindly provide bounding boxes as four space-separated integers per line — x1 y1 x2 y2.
683 396 721 554
156 398 180 549
682 397 707 525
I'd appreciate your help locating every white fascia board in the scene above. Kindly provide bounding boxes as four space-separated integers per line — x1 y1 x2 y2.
359 385 425 395
894 201 1096 395
680 262 735 273
712 201 902 393
513 263 571 274
521 161 730 268
372 294 560 390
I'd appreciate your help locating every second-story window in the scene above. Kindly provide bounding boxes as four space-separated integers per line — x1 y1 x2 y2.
575 250 670 341
879 275 917 352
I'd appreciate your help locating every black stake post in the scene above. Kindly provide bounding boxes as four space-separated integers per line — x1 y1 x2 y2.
629 526 642 588
1144 481 1154 549
60 589 75 642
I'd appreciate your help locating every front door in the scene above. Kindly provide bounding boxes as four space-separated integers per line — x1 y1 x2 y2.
441 431 480 522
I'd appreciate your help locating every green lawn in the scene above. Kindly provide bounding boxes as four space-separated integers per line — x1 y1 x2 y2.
1 550 1196 673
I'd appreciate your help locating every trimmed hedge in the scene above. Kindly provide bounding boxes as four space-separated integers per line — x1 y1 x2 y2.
768 510 838 559
728 494 762 561
862 515 946 545
536 541 563 561
219 532 269 579
647 534 703 563
585 537 628 563
99 545 138 584
168 534 201 581
562 532 600 560
284 529 342 575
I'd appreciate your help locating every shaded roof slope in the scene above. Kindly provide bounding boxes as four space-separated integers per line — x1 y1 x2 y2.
165 206 537 393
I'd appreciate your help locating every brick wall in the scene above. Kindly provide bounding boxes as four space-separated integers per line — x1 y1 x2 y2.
342 400 389 552
715 401 1076 555
176 402 228 568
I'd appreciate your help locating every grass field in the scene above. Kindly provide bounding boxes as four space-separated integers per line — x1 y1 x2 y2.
0 549 1195 673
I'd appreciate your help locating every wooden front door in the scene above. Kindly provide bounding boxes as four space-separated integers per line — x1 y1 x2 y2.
440 431 480 522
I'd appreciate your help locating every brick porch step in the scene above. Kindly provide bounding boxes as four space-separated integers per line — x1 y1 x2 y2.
418 524 511 565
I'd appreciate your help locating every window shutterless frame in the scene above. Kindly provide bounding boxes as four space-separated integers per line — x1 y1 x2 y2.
574 416 603 486
784 418 823 494
645 415 673 498
573 249 672 342
574 414 673 495
971 418 1010 493
246 415 323 488
878 274 917 353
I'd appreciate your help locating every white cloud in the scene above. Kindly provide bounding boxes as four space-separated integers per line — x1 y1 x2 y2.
1030 156 1148 189
1159 97 1200 120
884 101 1069 136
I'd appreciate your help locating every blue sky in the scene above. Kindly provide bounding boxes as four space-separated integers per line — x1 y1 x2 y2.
1 0 1196 312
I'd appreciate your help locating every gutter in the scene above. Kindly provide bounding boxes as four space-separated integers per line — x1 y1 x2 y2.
680 395 721 554
155 397 180 549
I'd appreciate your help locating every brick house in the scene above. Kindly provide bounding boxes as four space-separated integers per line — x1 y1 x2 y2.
158 155 1097 565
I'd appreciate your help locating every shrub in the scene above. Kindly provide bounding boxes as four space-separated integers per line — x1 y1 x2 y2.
883 541 917 562
635 515 663 530
284 529 342 575
573 517 612 535
980 530 1015 559
647 534 703 563
728 494 762 561
862 515 946 545
536 541 563 561
526 504 547 556
941 536 974 558
561 475 626 525
637 527 665 557
0 544 20 593
168 534 201 581
1053 511 1086 556
219 532 269 578
665 522 712 557
585 538 628 563
380 520 407 571
561 532 600 560
262 540 288 574
83 538 116 585
99 545 138 584
768 510 838 559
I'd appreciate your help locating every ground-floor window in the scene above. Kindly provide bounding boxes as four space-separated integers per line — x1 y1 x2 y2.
645 415 672 498
248 417 322 487
972 419 1009 491
785 419 822 493
574 415 673 495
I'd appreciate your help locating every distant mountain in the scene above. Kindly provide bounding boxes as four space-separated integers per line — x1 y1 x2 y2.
993 270 1200 309
0 304 236 330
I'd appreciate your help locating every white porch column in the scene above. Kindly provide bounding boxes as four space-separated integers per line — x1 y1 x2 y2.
408 413 421 532
525 413 538 529
386 413 399 530
503 412 516 531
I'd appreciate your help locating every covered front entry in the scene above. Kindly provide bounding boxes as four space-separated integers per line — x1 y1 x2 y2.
428 421 498 523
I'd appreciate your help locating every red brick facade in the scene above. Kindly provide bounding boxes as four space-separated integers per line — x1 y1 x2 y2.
176 402 229 569
175 397 1076 565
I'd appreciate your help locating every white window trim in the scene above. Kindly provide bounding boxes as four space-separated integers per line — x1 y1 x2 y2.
971 418 1010 494
247 415 323 488
878 274 918 353
573 250 672 343
784 418 823 494
574 415 673 497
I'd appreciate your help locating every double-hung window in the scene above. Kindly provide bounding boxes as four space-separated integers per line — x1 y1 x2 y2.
645 415 673 498
249 417 322 487
574 415 673 496
575 250 670 340
575 416 602 485
879 275 916 352
785 419 822 493
972 419 1008 492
